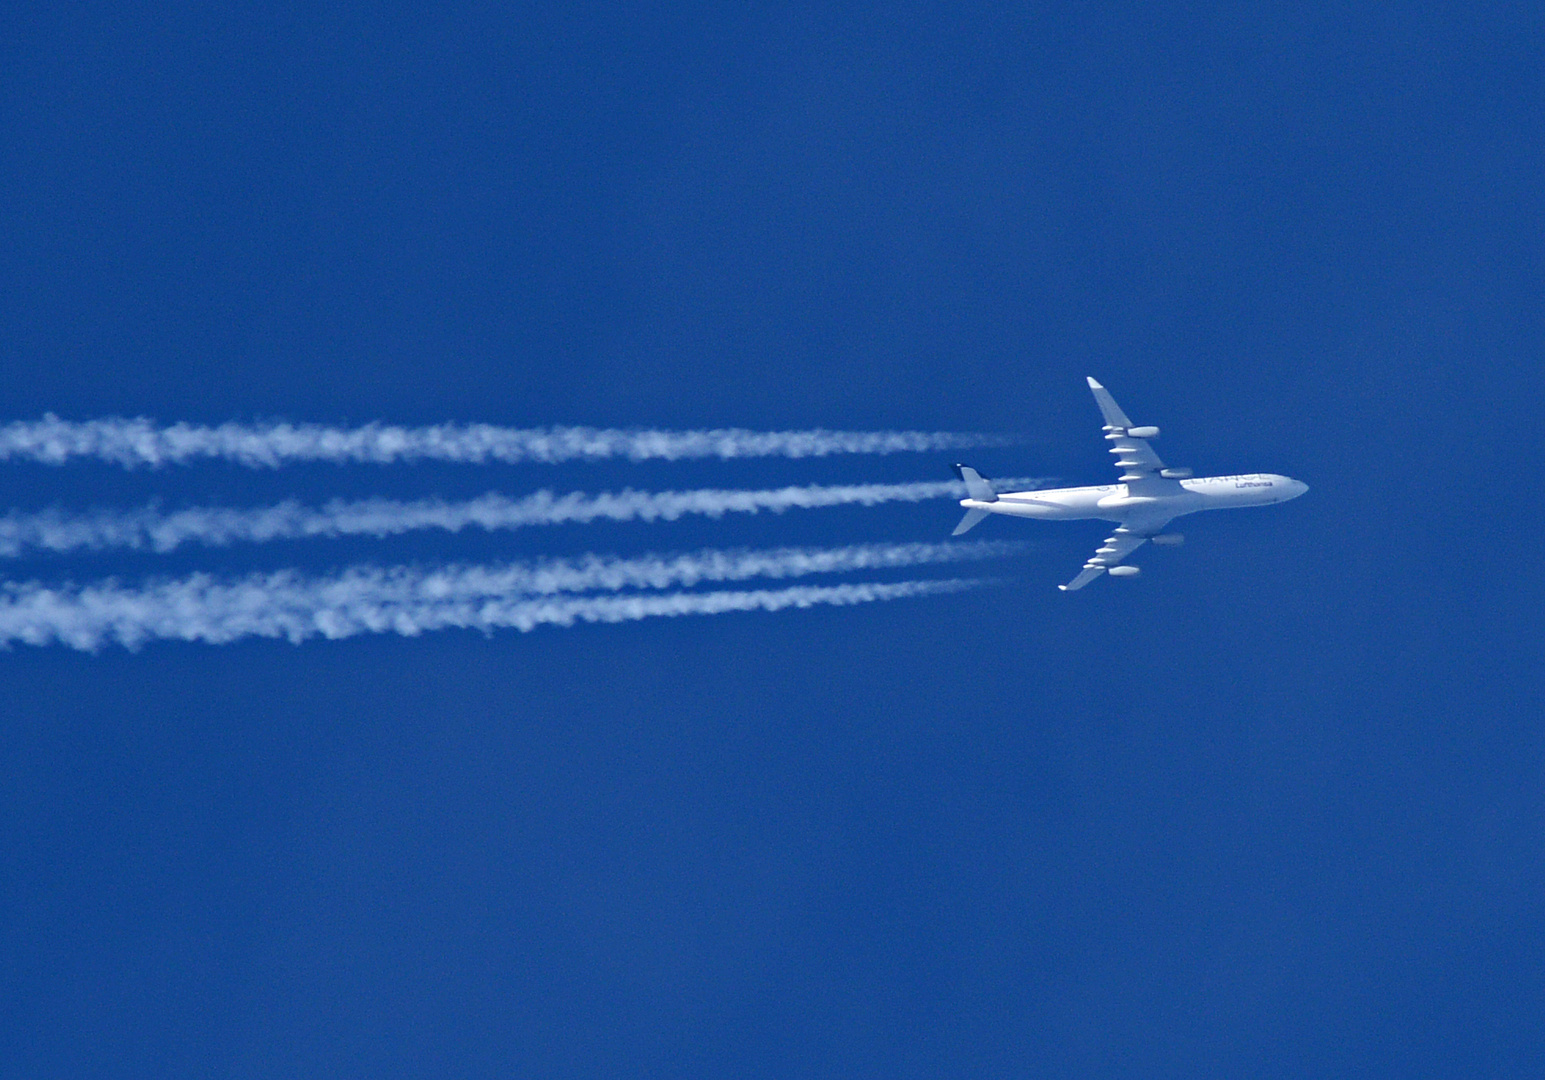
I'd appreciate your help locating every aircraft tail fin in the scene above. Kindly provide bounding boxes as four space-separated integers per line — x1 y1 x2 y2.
952 464 998 502
951 508 991 536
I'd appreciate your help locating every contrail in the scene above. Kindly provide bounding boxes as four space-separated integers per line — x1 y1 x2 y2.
0 480 1050 557
268 540 1024 598
0 416 1011 469
0 570 985 651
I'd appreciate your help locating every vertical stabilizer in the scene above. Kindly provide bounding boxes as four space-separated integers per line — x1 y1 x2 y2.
952 464 998 502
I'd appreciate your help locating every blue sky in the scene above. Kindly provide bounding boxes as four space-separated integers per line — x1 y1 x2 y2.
3 4 1542 1076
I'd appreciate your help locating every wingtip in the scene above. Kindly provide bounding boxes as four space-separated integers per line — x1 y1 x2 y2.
1086 376 1103 389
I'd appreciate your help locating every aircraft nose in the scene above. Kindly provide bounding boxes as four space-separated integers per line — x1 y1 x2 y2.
1292 479 1309 497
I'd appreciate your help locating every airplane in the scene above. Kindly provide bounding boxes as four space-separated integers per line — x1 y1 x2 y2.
950 377 1308 590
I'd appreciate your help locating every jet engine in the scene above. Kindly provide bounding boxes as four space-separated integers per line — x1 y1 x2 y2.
1107 565 1141 577
1125 426 1159 438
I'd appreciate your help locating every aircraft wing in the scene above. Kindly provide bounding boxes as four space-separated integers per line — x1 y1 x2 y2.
1058 528 1149 591
1086 377 1168 483
1062 516 1180 590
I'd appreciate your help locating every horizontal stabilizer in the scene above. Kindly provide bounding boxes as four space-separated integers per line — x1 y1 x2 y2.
951 508 991 536
952 464 998 502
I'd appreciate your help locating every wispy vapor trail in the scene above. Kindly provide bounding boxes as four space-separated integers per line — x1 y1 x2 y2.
0 416 1010 469
0 569 984 651
305 540 1023 597
0 480 1049 557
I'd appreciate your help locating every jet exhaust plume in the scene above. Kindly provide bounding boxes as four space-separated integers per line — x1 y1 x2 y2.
0 481 1050 558
298 539 1021 598
0 571 984 651
0 416 1011 469
455 540 1026 596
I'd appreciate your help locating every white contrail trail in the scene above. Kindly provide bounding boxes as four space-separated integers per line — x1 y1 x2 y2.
282 540 1023 598
0 480 1049 557
0 416 1011 469
0 570 985 651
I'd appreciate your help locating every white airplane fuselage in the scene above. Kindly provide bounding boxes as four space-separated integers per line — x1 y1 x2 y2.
960 472 1308 530
955 377 1307 588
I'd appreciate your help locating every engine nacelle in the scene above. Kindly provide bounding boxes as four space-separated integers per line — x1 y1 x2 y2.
1159 467 1192 479
1107 565 1141 577
1125 425 1160 439
1150 534 1184 547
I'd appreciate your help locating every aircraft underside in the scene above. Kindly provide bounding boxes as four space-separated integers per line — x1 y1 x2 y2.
950 378 1307 590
